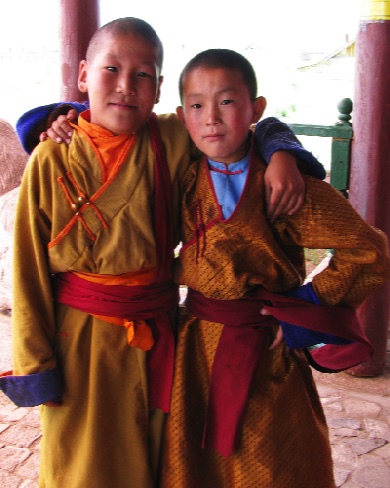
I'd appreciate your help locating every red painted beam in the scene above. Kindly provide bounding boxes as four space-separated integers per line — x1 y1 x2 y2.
59 0 100 102
349 12 390 376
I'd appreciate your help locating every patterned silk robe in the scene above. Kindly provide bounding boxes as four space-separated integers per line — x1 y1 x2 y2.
160 151 390 488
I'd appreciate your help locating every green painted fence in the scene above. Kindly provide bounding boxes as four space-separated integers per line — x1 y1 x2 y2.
289 98 353 197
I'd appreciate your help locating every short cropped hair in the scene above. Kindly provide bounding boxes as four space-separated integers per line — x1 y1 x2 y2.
86 17 164 72
179 48 257 101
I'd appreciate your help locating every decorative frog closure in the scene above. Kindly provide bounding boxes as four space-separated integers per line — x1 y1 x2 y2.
49 171 108 249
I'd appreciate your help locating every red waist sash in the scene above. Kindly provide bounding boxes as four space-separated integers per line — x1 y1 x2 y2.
186 287 372 456
54 272 178 318
53 272 179 412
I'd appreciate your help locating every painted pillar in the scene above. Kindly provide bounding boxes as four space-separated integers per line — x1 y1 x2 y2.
59 0 100 102
348 0 390 376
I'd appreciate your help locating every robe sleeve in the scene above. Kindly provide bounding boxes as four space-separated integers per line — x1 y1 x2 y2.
0 147 64 406
0 368 63 407
254 116 326 180
273 175 390 309
16 101 89 154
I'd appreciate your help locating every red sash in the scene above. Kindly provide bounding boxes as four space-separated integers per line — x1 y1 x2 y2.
54 273 178 319
186 287 372 456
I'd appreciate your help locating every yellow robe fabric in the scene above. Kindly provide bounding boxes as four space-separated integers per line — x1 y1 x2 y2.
12 113 191 488
160 153 390 488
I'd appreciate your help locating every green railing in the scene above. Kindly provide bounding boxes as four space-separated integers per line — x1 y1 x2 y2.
289 98 353 197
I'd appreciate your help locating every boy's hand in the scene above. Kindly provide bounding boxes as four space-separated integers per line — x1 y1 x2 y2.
39 109 77 144
264 151 305 222
269 326 284 350
260 307 284 350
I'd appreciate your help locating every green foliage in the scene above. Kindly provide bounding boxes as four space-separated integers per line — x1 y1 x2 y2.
304 248 329 266
273 104 296 119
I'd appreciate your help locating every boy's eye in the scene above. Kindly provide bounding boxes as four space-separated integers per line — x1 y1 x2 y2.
190 103 202 109
221 99 234 105
106 66 118 73
138 72 153 78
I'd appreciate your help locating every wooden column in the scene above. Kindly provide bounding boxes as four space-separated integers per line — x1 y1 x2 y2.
59 0 100 102
348 1 390 376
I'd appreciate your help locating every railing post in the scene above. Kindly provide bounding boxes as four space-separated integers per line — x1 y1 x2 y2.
289 100 353 198
330 98 353 197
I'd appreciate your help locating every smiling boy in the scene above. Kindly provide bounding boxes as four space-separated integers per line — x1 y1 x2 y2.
1 18 189 488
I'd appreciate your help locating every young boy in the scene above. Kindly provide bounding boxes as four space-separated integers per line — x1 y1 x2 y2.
1 17 193 488
0 19 324 488
159 49 390 487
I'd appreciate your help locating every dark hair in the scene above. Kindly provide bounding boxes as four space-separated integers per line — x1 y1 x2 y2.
86 17 164 72
179 48 257 101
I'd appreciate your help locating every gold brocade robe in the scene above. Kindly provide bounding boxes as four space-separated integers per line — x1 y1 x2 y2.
12 114 192 488
160 153 390 488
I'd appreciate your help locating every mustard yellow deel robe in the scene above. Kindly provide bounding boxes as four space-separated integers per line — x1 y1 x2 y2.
12 113 191 488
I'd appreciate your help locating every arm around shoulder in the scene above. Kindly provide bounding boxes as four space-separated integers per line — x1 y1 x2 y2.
255 117 326 180
16 101 88 154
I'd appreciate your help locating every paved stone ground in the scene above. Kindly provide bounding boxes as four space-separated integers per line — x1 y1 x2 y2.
0 310 40 487
0 308 389 487
313 372 390 487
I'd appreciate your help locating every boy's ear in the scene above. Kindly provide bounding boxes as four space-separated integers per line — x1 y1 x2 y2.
155 75 164 104
251 96 267 124
78 60 88 93
176 106 186 126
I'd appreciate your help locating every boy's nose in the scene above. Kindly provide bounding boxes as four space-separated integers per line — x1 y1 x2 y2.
117 75 136 95
205 105 220 125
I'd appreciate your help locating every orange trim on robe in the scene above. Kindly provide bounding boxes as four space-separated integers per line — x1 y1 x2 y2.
69 115 154 350
77 111 136 182
49 112 136 249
